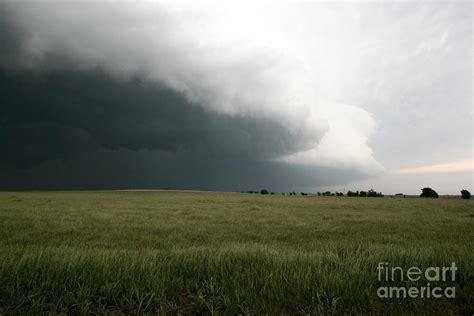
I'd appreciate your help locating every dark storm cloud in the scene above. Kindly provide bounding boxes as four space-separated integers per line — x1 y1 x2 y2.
0 67 310 167
0 64 367 190
0 1 376 190
0 147 366 191
0 2 24 67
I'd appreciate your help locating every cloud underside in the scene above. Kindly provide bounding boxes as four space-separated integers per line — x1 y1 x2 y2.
0 67 368 190
0 1 384 190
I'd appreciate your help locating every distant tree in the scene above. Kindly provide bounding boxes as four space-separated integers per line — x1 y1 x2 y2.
394 193 405 198
367 189 377 197
271 192 275 195
347 190 358 197
376 192 384 197
461 189 471 199
359 191 367 197
322 191 332 196
261 189 269 195
420 187 438 198
292 191 296 196
317 192 321 196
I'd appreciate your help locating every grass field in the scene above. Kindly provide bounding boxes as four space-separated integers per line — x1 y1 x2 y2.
0 190 473 314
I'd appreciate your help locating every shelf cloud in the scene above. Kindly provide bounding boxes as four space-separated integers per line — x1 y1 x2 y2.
1 1 471 191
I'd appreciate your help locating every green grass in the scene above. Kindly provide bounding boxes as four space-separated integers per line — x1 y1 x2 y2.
0 191 473 314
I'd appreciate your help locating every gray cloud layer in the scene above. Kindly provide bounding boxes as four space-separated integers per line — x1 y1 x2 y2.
0 59 364 190
0 68 312 167
0 1 471 191
2 1 383 171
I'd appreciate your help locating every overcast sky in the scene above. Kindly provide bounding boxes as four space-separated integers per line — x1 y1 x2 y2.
0 1 472 194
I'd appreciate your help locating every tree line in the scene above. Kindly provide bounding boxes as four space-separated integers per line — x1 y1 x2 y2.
243 188 471 199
